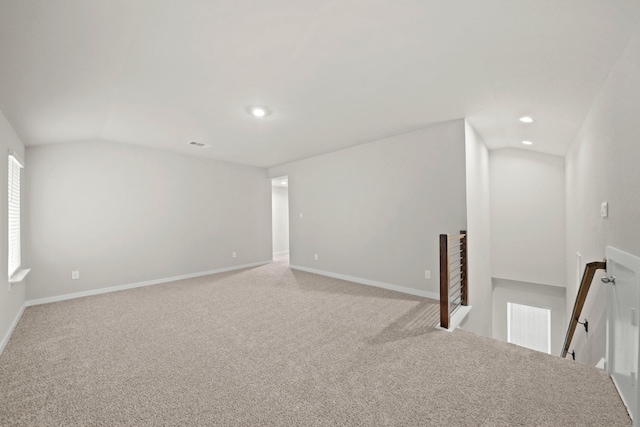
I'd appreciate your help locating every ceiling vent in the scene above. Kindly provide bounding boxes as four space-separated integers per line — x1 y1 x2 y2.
188 141 211 148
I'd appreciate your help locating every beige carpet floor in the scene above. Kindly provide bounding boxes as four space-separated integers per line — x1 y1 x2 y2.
0 255 631 426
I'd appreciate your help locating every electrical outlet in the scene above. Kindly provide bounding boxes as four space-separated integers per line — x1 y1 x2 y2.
314 254 318 261
425 270 431 279
232 251 237 258
72 271 80 280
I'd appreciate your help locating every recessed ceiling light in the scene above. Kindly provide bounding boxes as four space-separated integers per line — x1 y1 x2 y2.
522 140 533 145
519 116 534 123
247 106 271 118
281 181 286 185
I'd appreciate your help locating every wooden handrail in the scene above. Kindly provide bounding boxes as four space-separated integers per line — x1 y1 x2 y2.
561 261 607 358
440 230 468 329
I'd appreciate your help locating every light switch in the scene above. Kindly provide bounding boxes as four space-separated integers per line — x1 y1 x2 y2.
600 202 608 218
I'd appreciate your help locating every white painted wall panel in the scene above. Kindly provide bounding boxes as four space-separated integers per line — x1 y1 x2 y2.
0 111 27 353
269 120 467 295
460 121 492 337
490 149 565 287
26 141 272 300
565 23 640 365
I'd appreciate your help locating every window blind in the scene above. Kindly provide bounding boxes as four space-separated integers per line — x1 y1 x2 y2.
8 153 22 278
507 302 551 354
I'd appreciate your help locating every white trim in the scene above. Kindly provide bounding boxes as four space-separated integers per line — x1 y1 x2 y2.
606 246 640 273
596 357 606 370
26 261 271 307
9 268 31 284
0 303 25 356
610 374 634 423
437 305 473 332
605 246 640 424
273 251 290 256
289 264 439 300
8 149 24 168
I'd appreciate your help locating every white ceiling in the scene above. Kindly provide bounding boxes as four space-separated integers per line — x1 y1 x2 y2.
0 1 638 168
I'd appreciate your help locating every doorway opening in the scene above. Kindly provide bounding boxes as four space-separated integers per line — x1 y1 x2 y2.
271 176 289 265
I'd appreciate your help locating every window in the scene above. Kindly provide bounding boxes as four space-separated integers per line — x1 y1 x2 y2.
8 151 23 279
507 302 551 354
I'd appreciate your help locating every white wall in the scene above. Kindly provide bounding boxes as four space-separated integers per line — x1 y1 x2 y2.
0 111 27 353
460 121 492 337
26 140 272 301
269 120 467 296
272 185 289 255
565 23 640 365
490 149 565 287
492 278 566 356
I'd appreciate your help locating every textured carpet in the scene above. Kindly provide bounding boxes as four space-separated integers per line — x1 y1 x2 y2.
0 255 631 426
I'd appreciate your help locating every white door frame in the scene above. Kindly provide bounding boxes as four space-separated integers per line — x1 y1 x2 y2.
606 246 640 425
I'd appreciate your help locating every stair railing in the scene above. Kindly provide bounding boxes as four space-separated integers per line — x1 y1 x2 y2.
561 261 607 358
440 230 468 329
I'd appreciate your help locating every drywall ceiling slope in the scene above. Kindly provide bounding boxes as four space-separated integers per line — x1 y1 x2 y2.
0 0 638 167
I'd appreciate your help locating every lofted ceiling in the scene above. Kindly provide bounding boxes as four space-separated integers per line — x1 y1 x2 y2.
0 0 638 168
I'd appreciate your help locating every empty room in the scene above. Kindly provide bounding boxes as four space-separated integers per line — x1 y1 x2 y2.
1 1 639 425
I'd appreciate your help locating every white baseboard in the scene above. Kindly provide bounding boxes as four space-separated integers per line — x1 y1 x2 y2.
596 357 606 370
610 372 633 422
26 261 271 307
289 265 439 300
437 305 473 332
0 303 25 356
273 251 290 256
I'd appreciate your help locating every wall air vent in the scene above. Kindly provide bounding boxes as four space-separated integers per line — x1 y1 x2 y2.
188 141 211 148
